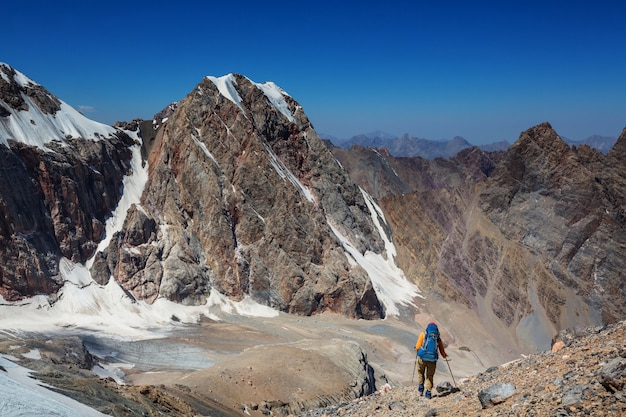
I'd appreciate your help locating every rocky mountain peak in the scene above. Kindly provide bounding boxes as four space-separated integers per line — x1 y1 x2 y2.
342 119 626 362
476 121 626 327
509 121 570 157
203 73 299 123
90 72 416 318
482 122 579 208
0 65 420 319
0 63 59 114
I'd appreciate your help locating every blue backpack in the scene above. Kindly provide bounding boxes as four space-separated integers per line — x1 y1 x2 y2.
418 323 440 362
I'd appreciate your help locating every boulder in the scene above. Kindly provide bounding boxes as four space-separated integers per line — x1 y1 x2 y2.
435 381 459 397
477 382 516 408
598 357 626 393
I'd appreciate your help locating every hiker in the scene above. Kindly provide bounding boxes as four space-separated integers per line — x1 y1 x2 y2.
414 322 447 399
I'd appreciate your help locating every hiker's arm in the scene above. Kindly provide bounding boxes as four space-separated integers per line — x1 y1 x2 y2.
415 333 424 351
438 338 447 358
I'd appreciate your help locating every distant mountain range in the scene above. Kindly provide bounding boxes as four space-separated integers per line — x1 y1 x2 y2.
562 134 618 154
323 130 617 159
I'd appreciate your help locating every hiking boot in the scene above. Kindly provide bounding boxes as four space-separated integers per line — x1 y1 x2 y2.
425 390 432 399
418 384 424 395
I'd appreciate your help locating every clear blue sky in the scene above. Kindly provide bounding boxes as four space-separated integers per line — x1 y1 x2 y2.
3 1 626 144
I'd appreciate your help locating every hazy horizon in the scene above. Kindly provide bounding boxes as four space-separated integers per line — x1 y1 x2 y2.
321 128 619 146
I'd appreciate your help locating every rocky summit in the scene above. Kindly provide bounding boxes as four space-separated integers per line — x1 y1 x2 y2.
0 65 395 318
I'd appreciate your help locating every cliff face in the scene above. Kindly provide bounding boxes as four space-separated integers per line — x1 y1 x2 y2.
91 74 386 318
0 64 135 301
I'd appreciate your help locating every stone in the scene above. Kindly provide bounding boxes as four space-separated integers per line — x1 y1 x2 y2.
436 381 457 396
424 408 440 417
598 357 626 393
552 341 566 353
478 383 516 408
561 384 586 407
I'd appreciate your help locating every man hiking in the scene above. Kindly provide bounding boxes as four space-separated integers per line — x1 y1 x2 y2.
414 322 447 399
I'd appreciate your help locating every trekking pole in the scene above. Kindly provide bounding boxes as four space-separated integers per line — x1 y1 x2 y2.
445 358 457 387
411 351 418 383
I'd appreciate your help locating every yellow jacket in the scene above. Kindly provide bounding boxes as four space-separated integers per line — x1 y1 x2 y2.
415 331 447 359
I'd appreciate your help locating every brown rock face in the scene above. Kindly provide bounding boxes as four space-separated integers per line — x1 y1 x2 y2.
0 64 136 301
95 75 385 318
0 136 135 301
480 122 626 325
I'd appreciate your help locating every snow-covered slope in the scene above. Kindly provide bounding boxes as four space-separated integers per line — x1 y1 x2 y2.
330 189 422 316
0 63 117 149
0 356 107 417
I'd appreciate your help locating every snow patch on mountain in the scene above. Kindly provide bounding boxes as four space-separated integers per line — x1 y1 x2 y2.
191 133 220 167
0 62 38 87
0 258 278 340
263 141 314 202
86 129 147 269
253 80 295 122
0 97 117 149
0 355 107 417
329 189 421 316
206 74 244 112
206 73 295 123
